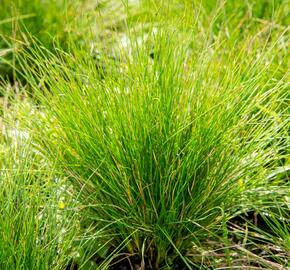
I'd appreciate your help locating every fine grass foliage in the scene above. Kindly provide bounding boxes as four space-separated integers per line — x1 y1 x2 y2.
19 15 289 268
0 93 81 270
1 0 289 269
0 0 100 81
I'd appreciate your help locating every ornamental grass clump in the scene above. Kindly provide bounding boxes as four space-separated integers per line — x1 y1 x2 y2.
22 22 289 268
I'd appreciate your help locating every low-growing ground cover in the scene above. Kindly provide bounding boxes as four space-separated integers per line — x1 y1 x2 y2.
0 1 289 269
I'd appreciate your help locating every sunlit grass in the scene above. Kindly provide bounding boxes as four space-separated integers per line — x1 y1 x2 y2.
0 0 289 269
19 13 289 268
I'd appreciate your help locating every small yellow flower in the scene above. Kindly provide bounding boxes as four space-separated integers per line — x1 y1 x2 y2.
58 201 65 209
238 179 244 188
